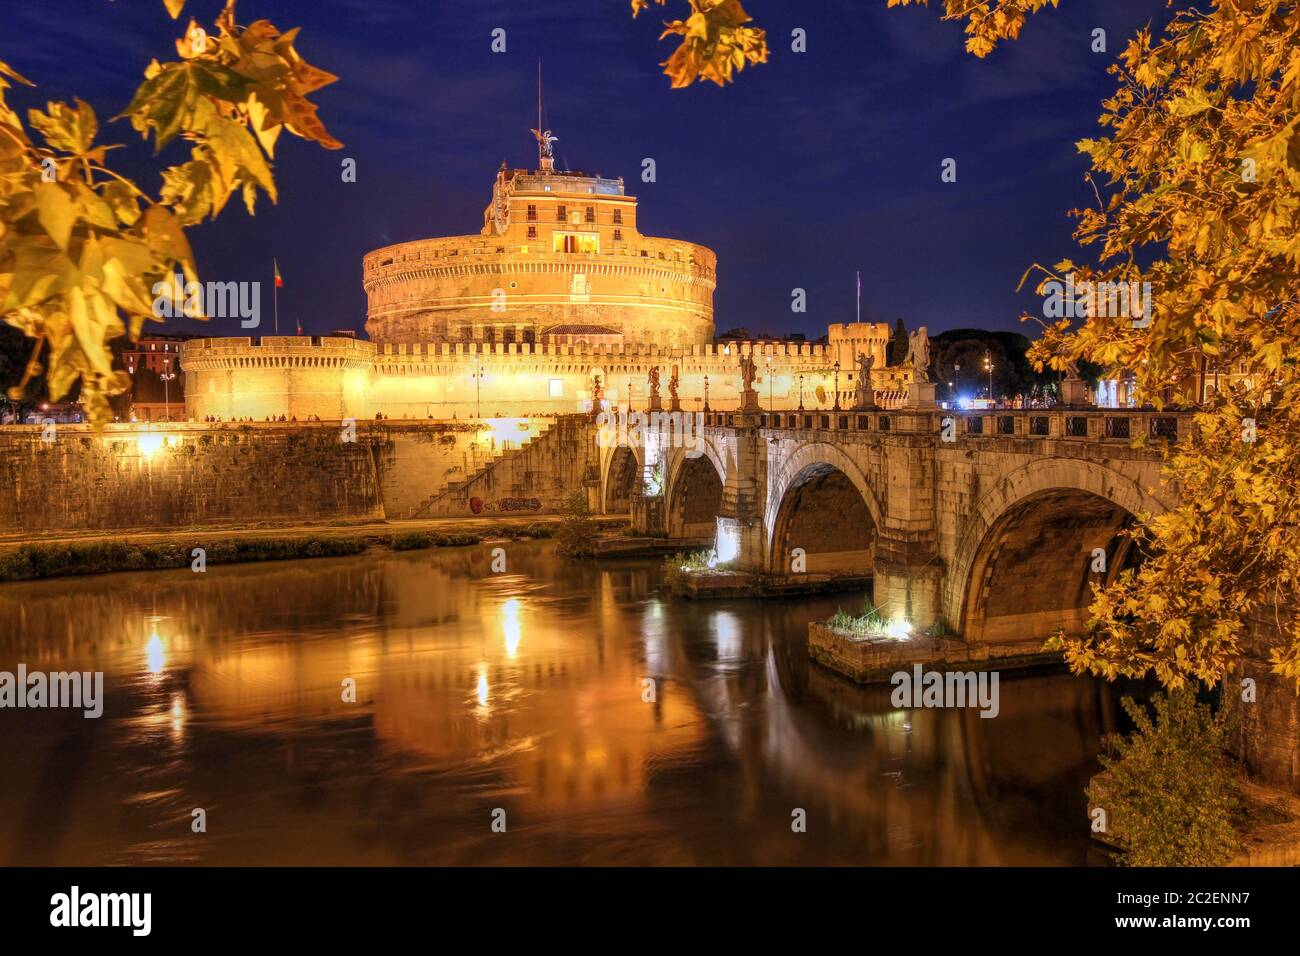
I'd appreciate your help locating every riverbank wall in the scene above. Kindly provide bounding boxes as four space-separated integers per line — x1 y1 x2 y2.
0 417 594 536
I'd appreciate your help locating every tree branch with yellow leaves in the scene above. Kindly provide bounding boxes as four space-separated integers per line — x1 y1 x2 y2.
894 0 1300 690
0 0 340 421
631 0 769 88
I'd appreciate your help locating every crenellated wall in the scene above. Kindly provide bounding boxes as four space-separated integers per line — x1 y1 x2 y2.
181 336 374 422
181 335 913 422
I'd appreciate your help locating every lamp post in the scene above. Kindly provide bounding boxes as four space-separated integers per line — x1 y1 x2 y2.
160 357 176 422
954 361 961 398
766 355 773 410
798 374 804 411
703 374 710 412
473 358 485 418
832 360 841 411
984 349 993 404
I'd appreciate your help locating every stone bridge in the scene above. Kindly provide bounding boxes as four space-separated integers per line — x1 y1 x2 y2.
597 405 1190 646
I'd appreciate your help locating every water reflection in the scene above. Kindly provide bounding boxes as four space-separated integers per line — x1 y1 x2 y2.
0 543 1126 866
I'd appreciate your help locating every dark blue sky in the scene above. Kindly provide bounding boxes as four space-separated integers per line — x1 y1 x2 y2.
9 0 1167 339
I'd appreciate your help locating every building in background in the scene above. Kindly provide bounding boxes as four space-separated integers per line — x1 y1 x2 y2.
182 132 906 421
124 333 193 421
122 333 194 376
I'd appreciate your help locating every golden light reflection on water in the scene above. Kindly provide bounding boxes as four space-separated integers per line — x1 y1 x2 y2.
145 628 166 676
0 544 1122 866
501 598 522 659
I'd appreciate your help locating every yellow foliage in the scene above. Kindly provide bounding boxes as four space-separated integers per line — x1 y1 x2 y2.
896 0 1300 690
631 0 768 88
0 0 340 420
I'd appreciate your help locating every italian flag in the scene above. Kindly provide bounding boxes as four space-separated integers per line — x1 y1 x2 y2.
274 259 284 288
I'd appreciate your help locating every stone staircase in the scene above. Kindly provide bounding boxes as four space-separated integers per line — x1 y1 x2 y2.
405 421 557 519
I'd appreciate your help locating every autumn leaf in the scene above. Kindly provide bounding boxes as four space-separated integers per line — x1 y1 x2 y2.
0 1 340 420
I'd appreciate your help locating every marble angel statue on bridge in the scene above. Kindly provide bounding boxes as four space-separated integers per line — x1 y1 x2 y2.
905 327 931 381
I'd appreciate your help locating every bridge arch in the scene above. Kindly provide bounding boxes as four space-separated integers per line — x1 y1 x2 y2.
765 442 882 574
664 442 727 539
600 443 644 514
948 457 1171 644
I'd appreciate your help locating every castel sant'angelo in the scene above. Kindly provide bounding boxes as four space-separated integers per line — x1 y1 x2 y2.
181 129 910 421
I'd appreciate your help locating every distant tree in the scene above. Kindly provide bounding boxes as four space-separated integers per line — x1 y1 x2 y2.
886 318 908 366
630 1 769 88
555 491 599 558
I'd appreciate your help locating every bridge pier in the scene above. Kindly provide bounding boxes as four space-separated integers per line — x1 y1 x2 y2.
630 493 665 536
719 413 768 571
873 543 943 635
873 432 944 633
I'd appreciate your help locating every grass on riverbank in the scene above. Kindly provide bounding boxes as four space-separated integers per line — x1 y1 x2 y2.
661 549 736 594
390 522 553 551
0 537 367 583
0 521 559 583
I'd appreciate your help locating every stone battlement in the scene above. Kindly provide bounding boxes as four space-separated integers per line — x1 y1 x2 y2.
181 336 376 372
373 338 835 362
183 335 842 364
179 333 901 421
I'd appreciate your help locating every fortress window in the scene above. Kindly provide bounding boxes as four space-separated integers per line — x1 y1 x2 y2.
613 209 622 225
585 206 595 223
526 205 537 221
554 232 599 254
613 229 622 242
557 205 567 221
527 226 537 239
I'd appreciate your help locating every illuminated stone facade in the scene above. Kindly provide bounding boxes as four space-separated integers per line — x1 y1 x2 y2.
183 335 903 421
182 144 902 421
364 164 715 347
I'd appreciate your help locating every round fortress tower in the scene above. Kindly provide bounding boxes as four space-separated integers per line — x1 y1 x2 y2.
362 137 716 347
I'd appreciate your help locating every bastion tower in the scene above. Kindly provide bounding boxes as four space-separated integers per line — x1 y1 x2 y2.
362 129 716 347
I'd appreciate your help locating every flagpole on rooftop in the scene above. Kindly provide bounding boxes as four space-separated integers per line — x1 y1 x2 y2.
273 258 279 334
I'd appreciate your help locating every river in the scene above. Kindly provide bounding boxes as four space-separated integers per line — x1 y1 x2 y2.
0 541 1130 865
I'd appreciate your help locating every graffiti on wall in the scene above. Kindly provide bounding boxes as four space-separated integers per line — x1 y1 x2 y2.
469 496 542 515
